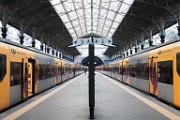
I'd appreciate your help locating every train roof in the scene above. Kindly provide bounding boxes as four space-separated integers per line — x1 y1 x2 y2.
0 38 75 63
121 39 180 60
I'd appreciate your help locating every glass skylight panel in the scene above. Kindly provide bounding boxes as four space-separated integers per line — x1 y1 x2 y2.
65 22 72 29
107 11 115 19
120 3 130 13
50 0 59 5
61 14 69 23
69 11 77 20
49 0 134 38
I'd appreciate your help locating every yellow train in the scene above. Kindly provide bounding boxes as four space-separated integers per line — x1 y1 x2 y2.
0 38 85 112
98 39 180 108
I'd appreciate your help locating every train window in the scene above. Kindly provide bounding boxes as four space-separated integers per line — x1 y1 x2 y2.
114 65 119 74
136 63 148 80
158 61 173 84
58 66 61 75
129 65 136 77
10 62 22 86
0 54 6 82
51 65 56 77
39 65 47 80
0 57 1 80
136 63 142 78
47 65 51 78
176 53 180 76
142 63 149 79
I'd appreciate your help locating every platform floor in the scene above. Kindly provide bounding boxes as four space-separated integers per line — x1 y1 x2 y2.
1 72 180 120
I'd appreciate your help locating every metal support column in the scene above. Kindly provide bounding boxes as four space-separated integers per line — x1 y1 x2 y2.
40 43 44 51
32 29 36 48
135 41 138 53
177 1 180 37
89 42 95 119
130 44 132 55
1 8 7 38
47 47 50 54
47 40 50 54
52 49 54 55
141 35 144 50
159 19 165 43
20 21 24 44
56 50 58 57
126 47 129 56
149 29 153 46
40 34 44 51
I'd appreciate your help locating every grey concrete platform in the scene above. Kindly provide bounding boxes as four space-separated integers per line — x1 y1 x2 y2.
1 72 180 120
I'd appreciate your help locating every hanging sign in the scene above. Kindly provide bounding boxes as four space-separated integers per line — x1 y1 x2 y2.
72 37 112 46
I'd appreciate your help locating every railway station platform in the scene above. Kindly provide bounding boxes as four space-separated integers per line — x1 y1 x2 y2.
1 72 180 120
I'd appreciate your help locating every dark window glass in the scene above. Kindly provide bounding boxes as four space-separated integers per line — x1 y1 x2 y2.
120 66 123 75
0 55 6 82
0 56 1 80
39 65 43 80
136 63 148 80
39 65 48 80
113 65 118 74
62 66 65 75
176 53 180 76
51 65 55 77
158 60 173 84
47 65 50 78
58 66 62 75
11 62 22 86
129 65 136 77
46 65 55 78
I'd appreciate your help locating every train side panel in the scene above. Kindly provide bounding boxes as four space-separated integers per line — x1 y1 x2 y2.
128 52 149 93
34 52 56 93
61 60 66 82
122 58 129 84
174 44 180 107
0 42 10 111
55 58 62 84
118 60 123 82
9 45 34 106
149 43 174 104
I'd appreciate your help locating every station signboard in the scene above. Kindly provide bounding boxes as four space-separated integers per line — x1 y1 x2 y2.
72 37 112 46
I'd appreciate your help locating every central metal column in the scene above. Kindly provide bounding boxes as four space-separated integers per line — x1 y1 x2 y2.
89 43 95 119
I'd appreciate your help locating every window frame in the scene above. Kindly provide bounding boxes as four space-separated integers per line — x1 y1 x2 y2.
158 60 173 85
0 54 6 82
176 53 180 76
10 62 22 86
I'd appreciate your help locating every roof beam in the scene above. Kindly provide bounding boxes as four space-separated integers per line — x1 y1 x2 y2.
60 0 78 37
72 0 83 35
106 0 123 36
101 0 111 35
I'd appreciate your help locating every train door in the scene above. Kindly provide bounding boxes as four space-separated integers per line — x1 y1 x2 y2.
28 62 33 97
123 58 129 84
175 52 180 107
22 58 28 99
149 56 158 96
55 64 58 84
118 63 120 81
27 59 37 97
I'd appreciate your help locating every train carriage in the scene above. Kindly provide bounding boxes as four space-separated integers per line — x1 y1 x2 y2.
128 51 149 93
118 60 123 82
149 42 179 106
0 38 84 112
122 58 129 84
99 39 180 108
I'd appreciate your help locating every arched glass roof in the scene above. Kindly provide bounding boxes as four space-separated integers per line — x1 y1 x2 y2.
49 0 134 38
